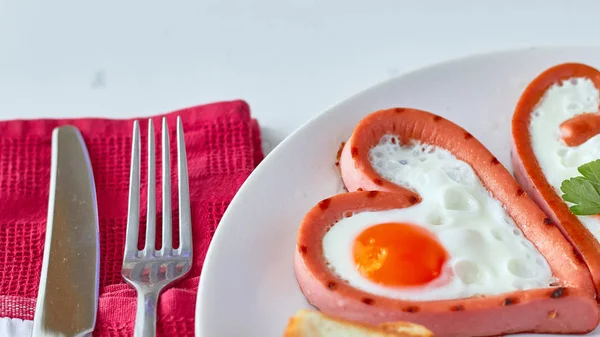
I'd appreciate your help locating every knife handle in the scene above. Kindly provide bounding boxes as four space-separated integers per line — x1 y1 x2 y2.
134 289 159 337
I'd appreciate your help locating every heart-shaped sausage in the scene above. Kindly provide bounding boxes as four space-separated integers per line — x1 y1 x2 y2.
295 108 598 337
512 63 600 296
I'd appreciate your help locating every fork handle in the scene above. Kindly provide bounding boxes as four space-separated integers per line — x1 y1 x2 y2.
134 290 159 337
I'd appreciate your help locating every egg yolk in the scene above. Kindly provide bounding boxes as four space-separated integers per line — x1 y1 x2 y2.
353 223 448 286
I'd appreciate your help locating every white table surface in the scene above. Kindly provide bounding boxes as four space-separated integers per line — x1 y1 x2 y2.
1 0 600 155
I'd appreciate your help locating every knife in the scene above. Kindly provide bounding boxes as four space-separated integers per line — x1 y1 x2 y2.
32 126 100 337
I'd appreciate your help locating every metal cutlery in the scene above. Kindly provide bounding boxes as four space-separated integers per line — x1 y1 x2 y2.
121 117 192 337
32 126 100 337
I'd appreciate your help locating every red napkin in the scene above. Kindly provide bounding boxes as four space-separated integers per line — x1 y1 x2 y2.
0 100 264 336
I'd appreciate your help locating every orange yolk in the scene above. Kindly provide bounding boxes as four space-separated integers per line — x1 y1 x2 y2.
353 222 448 287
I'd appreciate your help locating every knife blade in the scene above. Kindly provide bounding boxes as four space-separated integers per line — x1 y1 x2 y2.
33 126 100 337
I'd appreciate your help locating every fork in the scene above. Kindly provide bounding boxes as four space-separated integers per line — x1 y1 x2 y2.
122 117 193 337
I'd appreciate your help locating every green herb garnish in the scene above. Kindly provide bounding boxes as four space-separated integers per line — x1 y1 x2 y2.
561 159 600 215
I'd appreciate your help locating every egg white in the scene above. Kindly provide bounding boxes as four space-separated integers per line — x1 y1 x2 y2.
529 77 600 239
322 137 554 301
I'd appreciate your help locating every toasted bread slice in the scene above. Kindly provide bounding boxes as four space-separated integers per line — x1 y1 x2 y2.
378 322 433 337
283 309 433 337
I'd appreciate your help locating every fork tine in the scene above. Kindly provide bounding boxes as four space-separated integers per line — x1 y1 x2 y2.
144 119 157 253
125 120 141 257
161 117 173 254
177 116 192 255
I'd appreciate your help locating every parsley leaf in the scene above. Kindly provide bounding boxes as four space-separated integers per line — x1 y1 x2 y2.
561 159 600 215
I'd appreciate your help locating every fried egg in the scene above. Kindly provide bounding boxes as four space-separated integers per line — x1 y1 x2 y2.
322 136 554 301
529 77 600 238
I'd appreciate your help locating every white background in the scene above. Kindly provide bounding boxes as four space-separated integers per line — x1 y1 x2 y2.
0 0 598 154
2 1 600 335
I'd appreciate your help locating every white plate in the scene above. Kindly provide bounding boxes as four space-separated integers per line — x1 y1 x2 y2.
196 46 600 337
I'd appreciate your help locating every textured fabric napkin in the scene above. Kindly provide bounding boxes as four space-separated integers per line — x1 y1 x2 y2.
0 100 263 336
